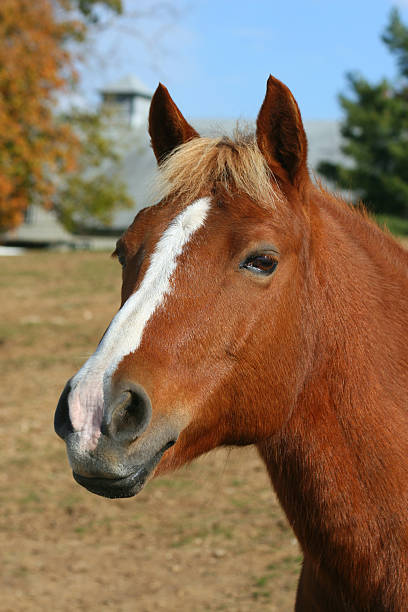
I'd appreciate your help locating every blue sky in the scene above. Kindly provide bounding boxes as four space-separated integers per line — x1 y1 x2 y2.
81 0 408 121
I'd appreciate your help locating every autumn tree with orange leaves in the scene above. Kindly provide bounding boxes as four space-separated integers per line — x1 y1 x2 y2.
0 0 122 231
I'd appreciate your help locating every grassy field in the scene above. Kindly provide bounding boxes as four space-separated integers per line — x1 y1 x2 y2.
0 252 301 612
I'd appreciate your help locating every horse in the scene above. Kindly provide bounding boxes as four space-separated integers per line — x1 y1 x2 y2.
55 75 408 611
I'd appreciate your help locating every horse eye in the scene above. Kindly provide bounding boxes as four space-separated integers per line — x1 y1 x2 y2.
239 254 278 276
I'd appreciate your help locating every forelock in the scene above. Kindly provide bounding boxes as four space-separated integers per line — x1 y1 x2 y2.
150 131 283 208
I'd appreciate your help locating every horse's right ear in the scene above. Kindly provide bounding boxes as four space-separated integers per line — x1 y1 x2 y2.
256 76 309 189
149 83 199 164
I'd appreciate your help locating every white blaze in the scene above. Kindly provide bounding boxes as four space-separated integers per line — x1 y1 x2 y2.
69 197 211 449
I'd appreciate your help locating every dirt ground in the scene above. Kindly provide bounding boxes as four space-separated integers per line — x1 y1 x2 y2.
0 251 302 612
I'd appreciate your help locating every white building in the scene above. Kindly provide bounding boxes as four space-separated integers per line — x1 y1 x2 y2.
100 75 153 129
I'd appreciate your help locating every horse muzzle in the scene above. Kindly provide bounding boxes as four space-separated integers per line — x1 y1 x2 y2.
54 379 179 498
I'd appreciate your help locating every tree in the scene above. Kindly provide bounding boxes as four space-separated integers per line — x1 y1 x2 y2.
58 0 123 25
0 0 123 232
318 9 408 216
56 110 133 232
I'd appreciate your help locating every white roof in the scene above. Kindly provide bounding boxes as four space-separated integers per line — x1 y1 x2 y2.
101 75 153 98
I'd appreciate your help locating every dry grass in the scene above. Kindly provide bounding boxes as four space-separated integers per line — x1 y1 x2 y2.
0 251 300 612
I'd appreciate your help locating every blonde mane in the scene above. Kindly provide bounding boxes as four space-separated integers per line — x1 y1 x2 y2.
151 132 282 208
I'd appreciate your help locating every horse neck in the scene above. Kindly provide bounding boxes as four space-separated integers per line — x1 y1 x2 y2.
258 190 408 607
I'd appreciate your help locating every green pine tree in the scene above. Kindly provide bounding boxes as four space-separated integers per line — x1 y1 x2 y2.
318 8 408 217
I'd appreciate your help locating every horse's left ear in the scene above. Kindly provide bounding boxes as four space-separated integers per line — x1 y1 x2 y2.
256 75 309 188
149 83 199 164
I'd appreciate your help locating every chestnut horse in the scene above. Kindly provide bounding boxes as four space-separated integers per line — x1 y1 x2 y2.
55 76 408 610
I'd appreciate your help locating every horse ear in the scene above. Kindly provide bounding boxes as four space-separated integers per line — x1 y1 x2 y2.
149 83 199 164
256 75 308 187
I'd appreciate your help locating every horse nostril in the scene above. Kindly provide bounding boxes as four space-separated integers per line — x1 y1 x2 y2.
107 385 152 444
54 381 73 440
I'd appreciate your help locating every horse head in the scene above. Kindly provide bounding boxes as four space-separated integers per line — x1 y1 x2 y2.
55 76 314 498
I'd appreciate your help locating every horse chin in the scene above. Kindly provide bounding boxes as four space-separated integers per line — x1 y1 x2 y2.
73 465 149 498
70 439 176 499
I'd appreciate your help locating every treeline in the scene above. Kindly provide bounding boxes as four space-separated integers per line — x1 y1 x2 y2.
0 0 132 232
1 4 408 232
318 9 408 218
